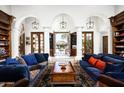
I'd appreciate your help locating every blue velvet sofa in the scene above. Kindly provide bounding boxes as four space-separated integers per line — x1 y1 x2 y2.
0 53 49 87
79 53 124 87
0 65 30 87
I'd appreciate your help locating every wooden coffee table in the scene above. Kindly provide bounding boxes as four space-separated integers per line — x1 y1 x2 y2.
50 61 77 85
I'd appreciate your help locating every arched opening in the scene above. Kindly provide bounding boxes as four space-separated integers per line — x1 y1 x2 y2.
81 16 109 55
50 13 76 57
12 16 40 57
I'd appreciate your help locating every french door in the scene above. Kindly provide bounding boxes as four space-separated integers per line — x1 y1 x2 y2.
82 32 93 55
31 32 44 53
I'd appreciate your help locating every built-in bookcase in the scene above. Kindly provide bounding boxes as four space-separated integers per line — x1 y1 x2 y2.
110 11 124 56
0 10 14 60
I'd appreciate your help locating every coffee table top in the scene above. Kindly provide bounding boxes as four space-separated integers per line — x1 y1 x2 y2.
52 62 75 74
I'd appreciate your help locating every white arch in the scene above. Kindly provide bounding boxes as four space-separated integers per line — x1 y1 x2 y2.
83 14 112 54
51 13 75 32
12 15 40 57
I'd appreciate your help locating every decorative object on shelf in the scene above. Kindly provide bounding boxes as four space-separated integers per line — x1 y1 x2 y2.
0 48 6 55
59 15 67 29
26 37 30 45
32 18 39 30
86 17 94 29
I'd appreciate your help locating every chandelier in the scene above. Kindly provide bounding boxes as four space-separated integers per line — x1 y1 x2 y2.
32 18 39 30
59 15 67 29
86 17 94 29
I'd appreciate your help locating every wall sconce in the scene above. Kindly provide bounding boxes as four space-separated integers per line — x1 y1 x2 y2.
86 17 94 29
26 37 30 45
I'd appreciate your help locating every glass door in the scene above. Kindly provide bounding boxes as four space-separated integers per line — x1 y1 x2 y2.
54 32 70 57
82 32 93 54
31 32 44 53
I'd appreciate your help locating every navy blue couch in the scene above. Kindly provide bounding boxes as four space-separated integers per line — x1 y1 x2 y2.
0 65 30 87
79 53 124 86
0 53 49 87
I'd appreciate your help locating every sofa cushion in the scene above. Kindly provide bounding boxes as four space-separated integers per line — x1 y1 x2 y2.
95 60 106 70
79 60 91 69
0 65 30 82
104 63 124 72
6 58 20 65
85 67 102 81
102 56 124 64
104 54 124 60
34 53 46 63
88 56 97 66
22 54 38 66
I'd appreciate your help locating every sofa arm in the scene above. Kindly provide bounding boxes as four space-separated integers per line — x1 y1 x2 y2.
105 72 124 81
98 74 124 87
14 78 29 87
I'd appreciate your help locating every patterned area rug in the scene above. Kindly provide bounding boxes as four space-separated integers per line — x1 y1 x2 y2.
40 62 96 87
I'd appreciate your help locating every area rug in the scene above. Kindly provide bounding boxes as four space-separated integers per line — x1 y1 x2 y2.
40 62 96 87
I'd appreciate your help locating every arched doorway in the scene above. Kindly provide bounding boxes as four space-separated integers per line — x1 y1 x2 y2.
50 13 75 57
81 16 109 55
12 16 40 57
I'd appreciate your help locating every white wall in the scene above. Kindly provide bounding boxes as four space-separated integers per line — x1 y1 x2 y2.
9 5 124 59
0 5 11 14
11 5 115 26
114 5 124 14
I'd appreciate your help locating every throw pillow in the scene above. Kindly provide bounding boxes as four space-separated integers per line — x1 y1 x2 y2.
88 56 97 66
6 58 20 65
22 54 38 66
43 53 49 61
34 53 46 63
95 59 106 70
16 56 27 66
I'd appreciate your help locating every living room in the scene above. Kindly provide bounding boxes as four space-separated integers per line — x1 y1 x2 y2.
0 3 124 88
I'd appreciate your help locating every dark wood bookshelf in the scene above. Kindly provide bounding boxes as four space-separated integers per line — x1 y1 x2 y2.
115 29 124 32
0 10 14 60
110 11 124 56
0 19 10 25
115 35 124 38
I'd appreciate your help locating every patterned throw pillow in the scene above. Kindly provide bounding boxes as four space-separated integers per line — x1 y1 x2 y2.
95 60 106 70
16 56 27 66
88 56 97 66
